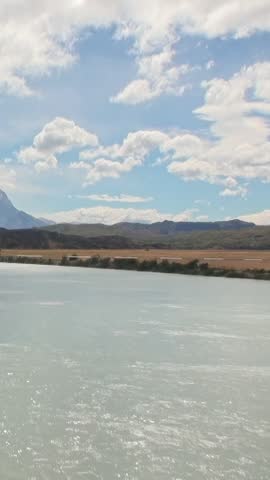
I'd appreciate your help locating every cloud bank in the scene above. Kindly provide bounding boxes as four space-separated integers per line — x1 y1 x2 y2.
239 210 270 226
72 194 153 203
18 117 98 172
0 165 16 191
15 60 270 197
43 206 198 225
1 0 270 98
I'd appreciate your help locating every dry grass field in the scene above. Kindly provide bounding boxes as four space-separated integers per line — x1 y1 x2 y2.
2 249 270 271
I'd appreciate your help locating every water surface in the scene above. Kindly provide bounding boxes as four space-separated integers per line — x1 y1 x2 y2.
0 264 269 479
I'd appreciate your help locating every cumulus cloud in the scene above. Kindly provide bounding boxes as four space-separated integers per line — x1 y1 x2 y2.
238 210 270 226
18 117 98 172
72 61 270 192
0 5 74 97
111 48 191 104
1 1 270 97
72 194 153 203
15 61 270 196
219 186 248 198
42 206 198 225
196 215 209 222
167 62 270 189
74 130 168 184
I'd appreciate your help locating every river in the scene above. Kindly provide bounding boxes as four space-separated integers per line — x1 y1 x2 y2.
0 264 269 479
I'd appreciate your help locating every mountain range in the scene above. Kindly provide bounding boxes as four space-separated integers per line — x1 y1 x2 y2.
43 218 255 238
1 188 270 250
0 188 256 233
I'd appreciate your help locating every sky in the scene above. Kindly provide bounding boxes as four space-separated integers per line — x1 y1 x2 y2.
0 0 270 225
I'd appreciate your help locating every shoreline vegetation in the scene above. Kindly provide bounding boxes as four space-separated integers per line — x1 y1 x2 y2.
1 254 270 281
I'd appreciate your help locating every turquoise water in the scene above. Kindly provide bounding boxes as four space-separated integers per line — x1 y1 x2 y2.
0 263 269 479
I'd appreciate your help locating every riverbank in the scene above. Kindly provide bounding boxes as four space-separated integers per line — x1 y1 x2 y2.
1 248 270 270
1 254 270 281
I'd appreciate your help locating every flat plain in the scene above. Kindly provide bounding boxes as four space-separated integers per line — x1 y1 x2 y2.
2 249 270 271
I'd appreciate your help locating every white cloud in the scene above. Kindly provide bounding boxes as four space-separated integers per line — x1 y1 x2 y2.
206 60 215 70
14 61 270 196
72 194 153 203
0 165 16 191
1 1 270 97
167 62 270 187
72 60 270 191
18 117 98 172
0 7 74 97
42 206 198 225
238 210 270 226
220 186 248 198
112 79 157 105
196 215 209 222
111 48 191 104
71 158 139 184
74 130 168 184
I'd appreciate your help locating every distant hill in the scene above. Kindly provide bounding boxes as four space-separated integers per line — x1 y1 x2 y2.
39 220 270 250
0 228 135 249
43 218 255 239
0 225 269 250
0 190 48 229
0 221 269 250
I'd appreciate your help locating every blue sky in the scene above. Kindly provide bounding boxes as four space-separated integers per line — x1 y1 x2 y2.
0 1 270 224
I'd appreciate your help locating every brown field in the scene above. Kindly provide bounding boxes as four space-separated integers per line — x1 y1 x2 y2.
1 249 270 270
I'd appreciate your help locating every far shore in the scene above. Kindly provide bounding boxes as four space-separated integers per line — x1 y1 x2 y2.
1 249 270 281
1 248 270 270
